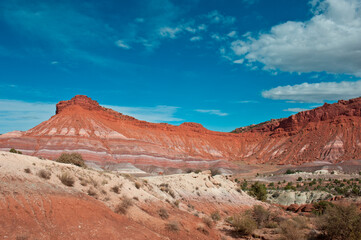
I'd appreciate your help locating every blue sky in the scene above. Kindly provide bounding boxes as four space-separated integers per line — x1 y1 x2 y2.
1 0 361 133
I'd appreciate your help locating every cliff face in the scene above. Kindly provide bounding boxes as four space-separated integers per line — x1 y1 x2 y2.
1 95 361 167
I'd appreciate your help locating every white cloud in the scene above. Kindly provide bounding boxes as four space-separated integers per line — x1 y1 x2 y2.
227 30 237 38
206 10 236 25
190 36 202 42
195 109 228 116
115 40 131 49
105 105 182 122
231 0 361 76
283 108 310 112
262 80 361 103
159 27 182 39
233 59 244 64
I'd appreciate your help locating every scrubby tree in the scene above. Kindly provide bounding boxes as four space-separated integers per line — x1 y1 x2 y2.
56 152 85 168
249 182 267 201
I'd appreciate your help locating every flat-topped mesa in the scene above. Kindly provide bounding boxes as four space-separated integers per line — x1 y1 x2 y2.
56 95 102 114
235 97 361 134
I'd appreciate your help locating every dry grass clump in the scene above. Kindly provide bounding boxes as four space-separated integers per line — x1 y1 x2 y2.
211 211 221 221
37 169 51 180
58 172 75 187
114 196 133 214
87 187 98 197
252 205 271 228
202 217 213 228
230 213 257 236
158 208 169 219
197 224 209 235
166 221 180 232
111 185 121 194
56 152 86 168
279 219 305 240
159 183 176 198
24 168 31 174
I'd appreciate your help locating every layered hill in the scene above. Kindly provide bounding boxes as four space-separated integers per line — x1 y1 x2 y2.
1 95 361 167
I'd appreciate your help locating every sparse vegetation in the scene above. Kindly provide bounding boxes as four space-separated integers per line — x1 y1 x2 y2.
111 185 121 194
279 219 305 240
37 169 51 179
58 172 75 187
165 221 180 232
210 168 221 176
317 203 361 240
230 213 257 236
252 205 270 228
87 187 97 197
210 211 221 221
114 196 133 214
10 148 22 154
56 152 86 168
202 216 213 228
24 168 31 174
158 208 169 219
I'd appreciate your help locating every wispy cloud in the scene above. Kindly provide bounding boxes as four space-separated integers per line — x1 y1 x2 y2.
0 99 55 133
105 105 183 122
283 108 309 113
262 80 361 103
195 109 228 116
115 40 131 49
190 36 202 42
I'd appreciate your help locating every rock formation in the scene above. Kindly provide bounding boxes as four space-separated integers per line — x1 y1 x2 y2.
1 95 361 167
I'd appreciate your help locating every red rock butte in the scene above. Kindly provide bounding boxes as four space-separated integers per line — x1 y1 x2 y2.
1 95 361 169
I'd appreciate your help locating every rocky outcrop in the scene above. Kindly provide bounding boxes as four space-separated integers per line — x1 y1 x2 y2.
1 95 361 167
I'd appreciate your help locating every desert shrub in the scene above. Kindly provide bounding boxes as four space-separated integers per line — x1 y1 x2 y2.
37 169 51 180
210 168 221 176
252 205 270 228
297 177 303 181
196 225 209 235
279 219 305 240
317 204 361 240
158 208 169 219
24 168 31 174
114 196 133 214
241 180 248 190
173 200 180 208
166 221 180 232
265 221 278 228
285 169 295 174
87 187 97 197
230 213 257 236
312 201 334 216
248 182 267 201
56 152 85 168
111 185 121 194
211 211 221 221
58 172 75 187
10 148 22 154
202 217 213 228
292 216 309 229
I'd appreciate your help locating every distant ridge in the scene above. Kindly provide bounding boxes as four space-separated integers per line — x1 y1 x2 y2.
1 95 361 167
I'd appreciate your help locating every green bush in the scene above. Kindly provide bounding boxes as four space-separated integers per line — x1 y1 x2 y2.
9 148 22 154
317 204 361 240
249 182 267 201
56 153 85 167
312 201 334 216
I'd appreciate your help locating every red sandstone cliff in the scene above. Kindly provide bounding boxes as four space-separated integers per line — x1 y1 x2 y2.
1 95 361 167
